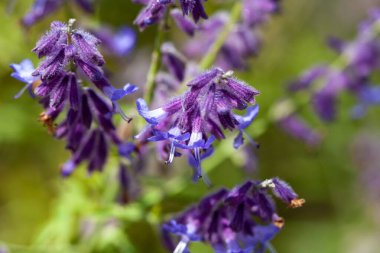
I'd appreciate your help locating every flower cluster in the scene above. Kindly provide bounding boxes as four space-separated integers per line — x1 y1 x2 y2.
162 178 304 253
137 68 259 182
288 9 380 122
11 20 137 176
22 0 94 27
10 1 312 251
271 9 380 146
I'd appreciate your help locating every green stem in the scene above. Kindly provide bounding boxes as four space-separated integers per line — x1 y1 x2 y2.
199 2 242 70
144 21 166 104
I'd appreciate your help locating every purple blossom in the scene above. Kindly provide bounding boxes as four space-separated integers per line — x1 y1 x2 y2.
312 71 347 122
288 9 380 124
170 8 198 36
162 179 303 253
136 68 259 182
31 20 137 110
288 65 328 92
183 10 275 70
11 20 137 176
92 26 136 57
9 59 39 99
161 42 187 81
351 85 380 118
359 9 380 34
134 0 170 30
22 0 95 27
242 0 280 27
278 114 322 146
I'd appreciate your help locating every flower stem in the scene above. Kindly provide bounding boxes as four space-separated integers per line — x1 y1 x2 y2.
199 2 242 70
144 20 166 104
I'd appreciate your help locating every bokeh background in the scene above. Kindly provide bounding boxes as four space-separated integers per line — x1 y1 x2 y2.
1 0 380 252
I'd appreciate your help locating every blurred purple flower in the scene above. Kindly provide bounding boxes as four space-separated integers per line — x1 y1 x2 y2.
161 42 187 81
351 85 380 118
242 0 281 27
278 114 322 146
170 8 198 36
22 0 95 27
288 9 380 125
92 26 136 57
183 6 278 70
134 0 170 30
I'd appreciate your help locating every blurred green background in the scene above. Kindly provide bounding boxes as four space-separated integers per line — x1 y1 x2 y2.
1 0 380 252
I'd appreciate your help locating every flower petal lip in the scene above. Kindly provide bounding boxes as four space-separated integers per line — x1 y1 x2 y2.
136 98 167 125
10 59 36 84
103 83 138 101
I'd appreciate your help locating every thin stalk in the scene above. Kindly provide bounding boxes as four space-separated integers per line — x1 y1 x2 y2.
144 20 166 104
199 2 242 70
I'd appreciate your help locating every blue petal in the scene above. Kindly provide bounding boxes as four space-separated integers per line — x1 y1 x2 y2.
175 132 191 141
235 105 259 130
136 98 166 125
204 135 215 148
104 83 138 101
61 160 76 177
147 131 168 141
253 224 280 243
10 59 36 84
118 142 135 158
233 131 244 149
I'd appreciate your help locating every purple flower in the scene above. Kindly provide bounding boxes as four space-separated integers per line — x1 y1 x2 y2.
31 20 137 113
161 42 187 81
183 12 270 70
278 114 321 146
12 20 137 177
136 68 259 182
288 9 380 125
242 0 280 27
312 71 347 122
22 0 95 27
9 59 39 99
359 9 380 34
262 178 305 208
22 0 62 27
162 179 303 253
288 65 328 92
92 26 136 57
220 25 261 70
351 85 380 118
57 88 126 176
134 0 170 30
170 8 198 36
233 105 260 149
